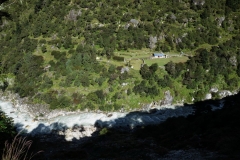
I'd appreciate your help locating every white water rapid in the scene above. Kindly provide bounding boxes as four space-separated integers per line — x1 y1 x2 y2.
0 97 225 141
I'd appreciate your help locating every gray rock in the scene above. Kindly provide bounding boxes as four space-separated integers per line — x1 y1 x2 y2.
170 14 176 20
229 56 237 66
217 16 225 26
124 23 130 29
210 87 218 93
65 9 82 21
218 90 232 98
149 35 158 50
121 67 129 74
205 93 212 100
121 82 128 86
192 0 205 6
142 102 153 111
175 37 182 44
129 19 139 27
161 90 173 106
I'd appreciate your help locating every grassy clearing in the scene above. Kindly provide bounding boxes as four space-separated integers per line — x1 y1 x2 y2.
99 58 126 67
115 48 152 59
113 49 189 69
31 40 191 109
129 59 142 70
145 56 189 67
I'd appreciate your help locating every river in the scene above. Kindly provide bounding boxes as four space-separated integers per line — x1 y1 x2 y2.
0 95 224 141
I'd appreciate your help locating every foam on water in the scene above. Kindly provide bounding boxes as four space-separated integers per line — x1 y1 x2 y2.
0 99 224 140
0 100 128 134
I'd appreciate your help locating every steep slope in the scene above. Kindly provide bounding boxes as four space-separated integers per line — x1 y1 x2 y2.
0 0 240 111
29 92 240 159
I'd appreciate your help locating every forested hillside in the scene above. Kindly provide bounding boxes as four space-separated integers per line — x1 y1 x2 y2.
0 0 240 111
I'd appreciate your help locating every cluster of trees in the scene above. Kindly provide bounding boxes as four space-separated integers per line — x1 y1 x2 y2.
0 0 240 111
0 109 16 151
133 63 174 97
165 35 240 101
2 0 239 54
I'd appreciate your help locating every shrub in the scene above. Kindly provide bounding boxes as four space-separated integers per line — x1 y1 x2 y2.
113 56 125 61
99 128 109 135
0 110 15 135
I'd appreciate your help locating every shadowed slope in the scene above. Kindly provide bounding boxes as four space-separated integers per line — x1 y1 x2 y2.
29 93 240 159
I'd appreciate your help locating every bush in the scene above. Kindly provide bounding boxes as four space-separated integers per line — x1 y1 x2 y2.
0 110 16 151
85 102 96 111
99 128 109 135
0 111 14 134
50 96 71 109
41 46 47 53
113 56 125 61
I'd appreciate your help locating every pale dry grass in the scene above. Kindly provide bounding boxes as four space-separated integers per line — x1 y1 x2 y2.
2 134 42 160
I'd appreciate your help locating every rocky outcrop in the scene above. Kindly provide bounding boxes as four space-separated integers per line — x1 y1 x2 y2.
141 90 174 111
0 91 84 119
129 19 139 27
229 56 237 66
0 89 231 142
0 91 196 141
206 88 239 100
141 102 153 111
58 126 97 141
218 90 233 98
161 90 174 106
205 93 212 100
193 0 205 6
210 87 218 93
120 67 129 74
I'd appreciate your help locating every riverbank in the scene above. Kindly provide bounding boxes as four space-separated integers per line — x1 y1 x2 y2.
2 91 239 159
0 90 226 141
30 94 239 160
0 91 193 141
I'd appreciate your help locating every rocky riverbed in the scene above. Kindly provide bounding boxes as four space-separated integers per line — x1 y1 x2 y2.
0 91 225 141
1 91 236 160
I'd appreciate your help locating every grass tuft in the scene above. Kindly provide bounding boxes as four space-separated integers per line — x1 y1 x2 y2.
2 134 42 160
